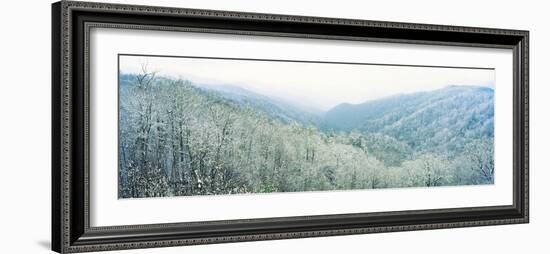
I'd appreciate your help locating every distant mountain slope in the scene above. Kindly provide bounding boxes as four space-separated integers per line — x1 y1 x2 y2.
193 82 322 126
324 86 494 154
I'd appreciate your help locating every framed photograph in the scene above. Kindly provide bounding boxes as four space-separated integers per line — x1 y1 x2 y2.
52 1 529 253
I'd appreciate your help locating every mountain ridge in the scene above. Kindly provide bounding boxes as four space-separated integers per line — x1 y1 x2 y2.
323 85 494 154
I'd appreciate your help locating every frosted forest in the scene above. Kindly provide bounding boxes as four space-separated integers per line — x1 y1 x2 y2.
118 60 495 199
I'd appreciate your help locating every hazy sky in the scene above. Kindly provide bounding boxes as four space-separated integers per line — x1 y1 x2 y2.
119 55 494 111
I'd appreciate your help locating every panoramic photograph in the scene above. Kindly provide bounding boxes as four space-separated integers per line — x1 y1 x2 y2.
118 54 495 199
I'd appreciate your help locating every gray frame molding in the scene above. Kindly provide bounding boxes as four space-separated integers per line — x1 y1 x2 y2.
52 1 529 253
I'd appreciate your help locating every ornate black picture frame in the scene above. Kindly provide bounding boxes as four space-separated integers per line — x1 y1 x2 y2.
52 1 529 253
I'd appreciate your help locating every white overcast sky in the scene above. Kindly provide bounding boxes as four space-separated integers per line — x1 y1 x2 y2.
119 55 494 111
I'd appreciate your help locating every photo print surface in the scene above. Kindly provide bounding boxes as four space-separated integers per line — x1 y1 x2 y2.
118 54 495 199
